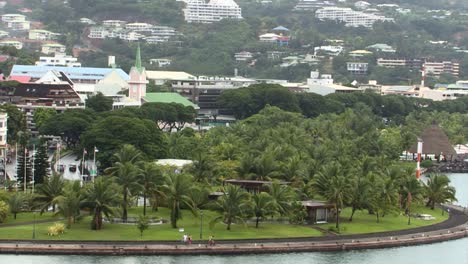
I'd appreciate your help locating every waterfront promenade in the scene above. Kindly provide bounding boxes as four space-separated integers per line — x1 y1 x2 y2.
0 205 466 255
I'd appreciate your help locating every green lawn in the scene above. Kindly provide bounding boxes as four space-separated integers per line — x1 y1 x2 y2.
0 212 60 225
321 206 449 234
0 206 450 240
0 207 322 240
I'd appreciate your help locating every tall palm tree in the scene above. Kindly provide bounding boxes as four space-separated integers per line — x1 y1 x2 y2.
312 162 350 231
210 185 252 230
252 192 274 228
162 173 195 228
53 181 81 228
106 145 143 222
139 162 163 216
424 174 457 210
401 174 423 225
267 182 294 216
36 173 64 213
81 177 121 230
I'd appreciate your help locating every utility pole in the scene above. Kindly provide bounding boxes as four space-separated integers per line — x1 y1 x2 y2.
23 147 27 192
32 144 35 193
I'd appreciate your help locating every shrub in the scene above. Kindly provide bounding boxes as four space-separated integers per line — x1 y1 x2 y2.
0 201 8 223
47 222 65 236
421 160 433 168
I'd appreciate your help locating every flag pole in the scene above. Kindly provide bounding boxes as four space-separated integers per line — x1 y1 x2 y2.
93 146 96 183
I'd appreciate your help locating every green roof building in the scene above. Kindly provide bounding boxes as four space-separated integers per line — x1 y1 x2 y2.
143 92 199 109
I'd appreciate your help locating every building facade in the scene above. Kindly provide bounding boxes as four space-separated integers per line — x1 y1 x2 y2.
184 0 242 23
424 61 460 77
315 7 393 27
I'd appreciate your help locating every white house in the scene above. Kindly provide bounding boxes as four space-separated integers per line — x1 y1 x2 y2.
28 29 60 40
0 40 22 50
234 51 253 62
259 33 279 43
80 17 96 25
1 14 30 30
125 23 153 31
149 58 172 67
102 20 126 28
41 43 66 55
184 0 242 23
315 7 393 27
354 1 371 10
35 55 81 67
314 45 343 56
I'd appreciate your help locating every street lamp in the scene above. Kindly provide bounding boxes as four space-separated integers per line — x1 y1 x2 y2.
199 210 203 240
32 212 36 239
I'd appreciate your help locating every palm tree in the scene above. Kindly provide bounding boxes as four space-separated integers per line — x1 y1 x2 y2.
312 163 350 231
252 192 274 228
253 152 278 181
401 174 423 225
189 152 214 183
162 173 195 228
81 177 121 230
139 162 163 216
36 173 64 213
210 185 252 230
369 176 398 223
9 193 26 220
53 181 81 228
267 182 294 216
424 174 457 210
106 145 143 222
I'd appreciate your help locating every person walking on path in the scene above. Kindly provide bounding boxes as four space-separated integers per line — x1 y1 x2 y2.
183 234 188 245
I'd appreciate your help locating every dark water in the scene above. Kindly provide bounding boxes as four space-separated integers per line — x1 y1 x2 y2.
0 174 467 264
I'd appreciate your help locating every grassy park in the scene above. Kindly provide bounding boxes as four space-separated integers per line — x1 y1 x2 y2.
0 205 448 241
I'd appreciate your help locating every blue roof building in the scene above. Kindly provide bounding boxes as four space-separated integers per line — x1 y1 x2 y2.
10 65 130 82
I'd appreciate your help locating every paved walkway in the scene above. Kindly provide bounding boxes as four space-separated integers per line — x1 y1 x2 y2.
0 205 467 255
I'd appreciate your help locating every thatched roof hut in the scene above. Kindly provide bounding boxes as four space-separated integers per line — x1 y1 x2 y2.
408 124 456 156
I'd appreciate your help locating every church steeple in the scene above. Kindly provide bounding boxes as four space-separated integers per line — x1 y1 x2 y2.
135 43 143 73
128 43 148 104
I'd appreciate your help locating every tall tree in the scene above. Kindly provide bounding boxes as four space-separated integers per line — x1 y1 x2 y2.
16 148 32 191
33 142 50 185
81 177 121 230
106 145 143 222
85 92 113 112
312 163 350 231
424 174 457 210
53 181 81 228
139 162 163 216
162 173 195 228
401 174 423 225
35 173 64 213
210 185 252 231
252 192 274 228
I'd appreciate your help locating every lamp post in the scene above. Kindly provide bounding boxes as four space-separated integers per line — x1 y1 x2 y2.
32 212 36 239
199 210 203 240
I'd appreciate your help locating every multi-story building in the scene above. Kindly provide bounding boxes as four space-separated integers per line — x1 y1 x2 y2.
102 20 126 28
41 43 66 55
28 29 60 40
1 14 30 30
294 0 336 11
234 51 253 62
184 0 242 23
314 45 343 56
377 58 423 69
146 70 255 114
35 55 81 67
315 7 393 27
125 23 153 31
0 40 22 49
0 80 84 135
347 62 369 74
424 61 460 77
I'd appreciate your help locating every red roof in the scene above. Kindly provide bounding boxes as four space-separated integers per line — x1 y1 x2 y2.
8 75 31 83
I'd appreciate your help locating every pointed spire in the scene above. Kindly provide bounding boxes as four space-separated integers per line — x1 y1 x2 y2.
135 43 143 73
